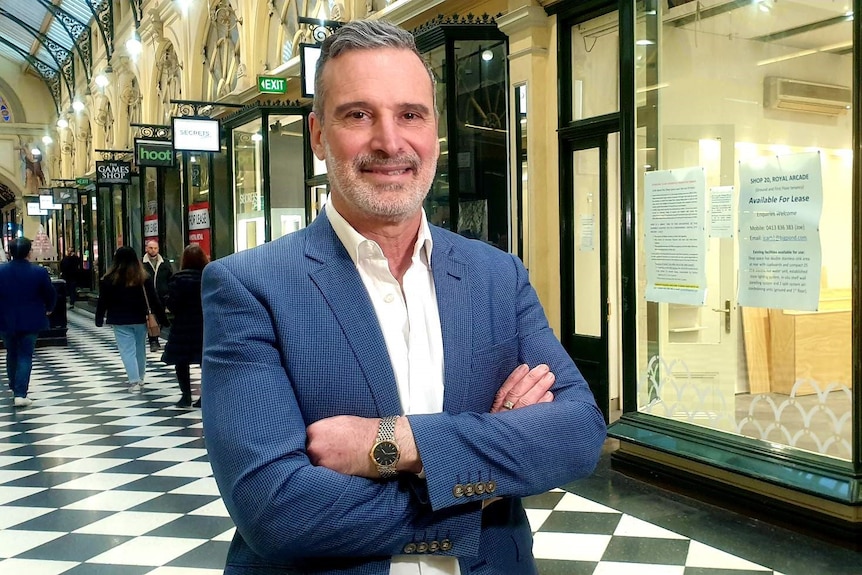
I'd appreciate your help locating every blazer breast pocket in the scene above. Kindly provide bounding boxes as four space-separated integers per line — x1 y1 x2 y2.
470 334 519 405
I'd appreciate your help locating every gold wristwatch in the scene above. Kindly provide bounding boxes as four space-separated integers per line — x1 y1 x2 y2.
370 415 400 478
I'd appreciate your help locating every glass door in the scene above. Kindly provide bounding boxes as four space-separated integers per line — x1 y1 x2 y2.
561 131 622 423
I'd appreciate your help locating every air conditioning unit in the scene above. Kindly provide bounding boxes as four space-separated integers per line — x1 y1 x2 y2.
763 77 851 116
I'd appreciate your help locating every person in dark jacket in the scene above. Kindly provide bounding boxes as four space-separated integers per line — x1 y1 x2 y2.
95 246 169 393
59 248 81 307
143 240 173 351
162 244 208 408
0 237 56 407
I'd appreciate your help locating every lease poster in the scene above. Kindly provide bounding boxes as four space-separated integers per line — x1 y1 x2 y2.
644 166 707 305
737 152 823 311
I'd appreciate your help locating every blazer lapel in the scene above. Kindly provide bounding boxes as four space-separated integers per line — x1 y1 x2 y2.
305 214 402 416
430 229 472 414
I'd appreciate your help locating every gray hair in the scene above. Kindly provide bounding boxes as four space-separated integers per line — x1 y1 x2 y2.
312 19 437 123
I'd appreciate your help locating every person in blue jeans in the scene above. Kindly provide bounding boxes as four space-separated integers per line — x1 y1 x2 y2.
0 237 57 408
95 246 168 392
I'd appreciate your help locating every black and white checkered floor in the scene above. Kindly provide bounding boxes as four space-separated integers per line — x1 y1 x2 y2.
0 311 853 574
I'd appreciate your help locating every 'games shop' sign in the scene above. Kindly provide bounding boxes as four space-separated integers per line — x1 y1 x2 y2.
96 160 131 185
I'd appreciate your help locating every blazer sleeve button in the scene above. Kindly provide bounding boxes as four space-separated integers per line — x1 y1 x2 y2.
475 481 486 494
417 542 429 553
486 480 497 493
403 543 417 554
429 540 440 552
464 483 475 497
453 484 464 498
440 539 452 551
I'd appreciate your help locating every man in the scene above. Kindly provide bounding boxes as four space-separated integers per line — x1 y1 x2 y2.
60 247 81 308
143 240 172 351
143 240 172 302
201 19 606 575
0 237 56 407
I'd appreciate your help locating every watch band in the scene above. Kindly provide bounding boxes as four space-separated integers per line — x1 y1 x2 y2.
373 415 400 478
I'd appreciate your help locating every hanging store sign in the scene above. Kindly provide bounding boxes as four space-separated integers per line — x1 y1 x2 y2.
172 117 220 152
53 187 77 204
300 43 321 98
96 160 131 185
258 75 287 94
135 139 175 167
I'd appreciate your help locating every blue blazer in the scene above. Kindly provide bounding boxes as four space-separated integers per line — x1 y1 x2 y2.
0 260 56 334
201 213 606 575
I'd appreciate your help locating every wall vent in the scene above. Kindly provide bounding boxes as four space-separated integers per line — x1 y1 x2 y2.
764 77 851 116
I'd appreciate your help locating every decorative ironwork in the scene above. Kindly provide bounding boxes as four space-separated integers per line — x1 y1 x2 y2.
221 99 305 124
171 99 243 118
412 13 502 35
39 0 93 80
211 0 242 33
85 0 115 61
0 37 61 112
128 0 143 28
0 183 15 208
95 148 133 161
131 123 171 140
297 17 343 43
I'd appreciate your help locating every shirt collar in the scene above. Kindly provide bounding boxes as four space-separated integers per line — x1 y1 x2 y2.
326 202 434 269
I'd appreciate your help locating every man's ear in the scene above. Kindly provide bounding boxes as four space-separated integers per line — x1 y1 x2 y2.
308 112 326 160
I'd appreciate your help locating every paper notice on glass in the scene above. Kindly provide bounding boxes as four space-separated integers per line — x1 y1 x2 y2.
709 186 734 238
579 214 595 252
737 152 822 311
644 166 708 305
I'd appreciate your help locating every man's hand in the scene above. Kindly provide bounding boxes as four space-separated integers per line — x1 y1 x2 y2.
490 363 555 413
306 415 420 478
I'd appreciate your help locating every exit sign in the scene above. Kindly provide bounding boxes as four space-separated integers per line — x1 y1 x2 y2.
258 75 286 94
75 177 90 185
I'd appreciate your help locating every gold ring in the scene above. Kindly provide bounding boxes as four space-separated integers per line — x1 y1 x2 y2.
503 400 514 410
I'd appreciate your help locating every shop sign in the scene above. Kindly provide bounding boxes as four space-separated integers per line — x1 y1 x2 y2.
172 117 220 152
96 160 131 185
53 187 77 204
300 43 321 98
188 201 211 256
135 139 175 168
258 75 287 94
144 215 159 238
75 177 90 185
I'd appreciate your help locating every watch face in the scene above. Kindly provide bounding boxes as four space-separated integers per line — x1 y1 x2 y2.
372 440 399 466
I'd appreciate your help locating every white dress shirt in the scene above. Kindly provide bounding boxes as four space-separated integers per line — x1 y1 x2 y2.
327 203 459 575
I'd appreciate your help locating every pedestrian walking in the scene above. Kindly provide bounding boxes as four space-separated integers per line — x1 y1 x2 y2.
95 246 169 392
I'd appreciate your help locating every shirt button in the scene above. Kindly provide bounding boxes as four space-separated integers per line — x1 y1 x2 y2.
384 293 395 303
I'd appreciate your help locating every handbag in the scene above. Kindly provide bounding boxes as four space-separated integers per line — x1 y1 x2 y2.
142 286 161 338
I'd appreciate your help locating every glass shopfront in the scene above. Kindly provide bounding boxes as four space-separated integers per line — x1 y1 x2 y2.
417 25 510 250
549 0 862 532
225 106 310 254
631 0 854 459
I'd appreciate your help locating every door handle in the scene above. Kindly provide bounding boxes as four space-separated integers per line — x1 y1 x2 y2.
711 299 731 334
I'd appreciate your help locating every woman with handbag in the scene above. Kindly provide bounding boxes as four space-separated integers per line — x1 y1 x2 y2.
161 244 208 408
95 246 169 392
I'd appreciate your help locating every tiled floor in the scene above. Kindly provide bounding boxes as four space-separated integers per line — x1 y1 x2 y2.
0 311 857 574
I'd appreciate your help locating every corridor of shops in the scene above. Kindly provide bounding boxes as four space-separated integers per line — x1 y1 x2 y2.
0 310 856 574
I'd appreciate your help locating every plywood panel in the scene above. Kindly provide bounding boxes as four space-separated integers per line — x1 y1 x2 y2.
742 307 771 394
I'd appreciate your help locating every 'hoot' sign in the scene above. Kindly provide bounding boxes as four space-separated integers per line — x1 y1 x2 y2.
96 160 132 185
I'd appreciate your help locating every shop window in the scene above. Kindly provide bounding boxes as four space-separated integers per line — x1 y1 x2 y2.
268 115 306 239
635 0 853 460
416 22 510 249
232 118 265 252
